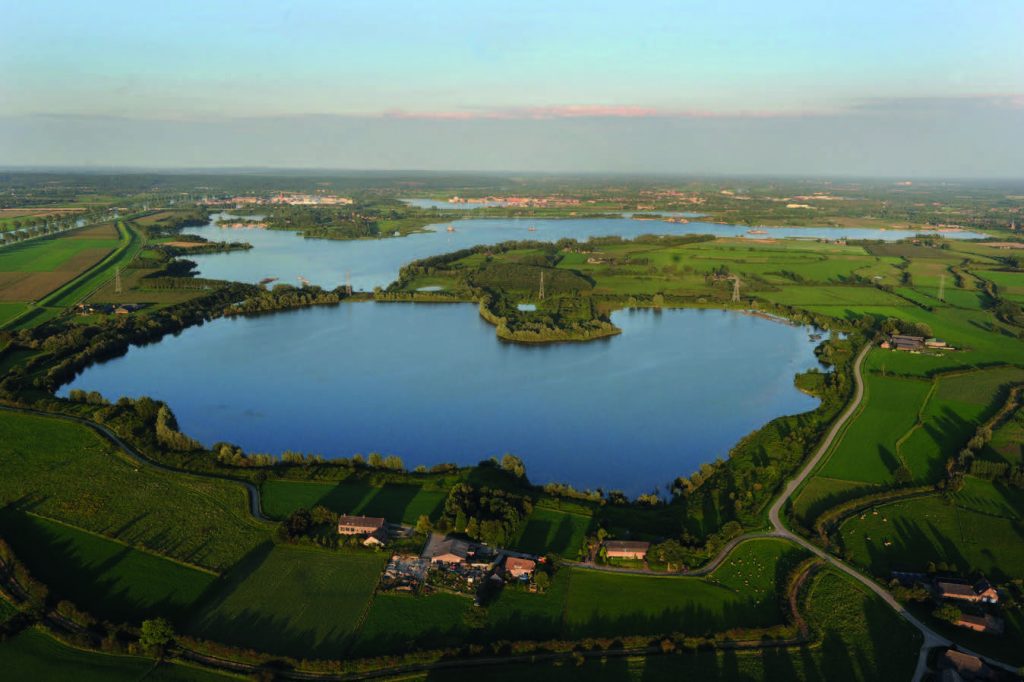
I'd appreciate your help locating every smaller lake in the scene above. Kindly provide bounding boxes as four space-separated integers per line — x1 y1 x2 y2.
183 215 985 291
61 305 824 495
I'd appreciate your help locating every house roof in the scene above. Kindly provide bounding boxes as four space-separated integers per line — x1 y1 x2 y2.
505 557 536 572
604 540 650 552
430 538 470 560
941 649 986 675
338 515 386 529
937 581 976 598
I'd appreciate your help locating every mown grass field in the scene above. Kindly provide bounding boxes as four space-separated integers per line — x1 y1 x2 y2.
0 509 216 624
402 569 919 682
563 539 804 638
352 592 473 656
187 543 386 658
512 504 593 557
0 410 268 572
261 479 447 524
838 477 1024 580
0 628 232 682
0 225 120 302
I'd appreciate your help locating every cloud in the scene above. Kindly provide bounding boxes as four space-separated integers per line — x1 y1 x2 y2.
381 104 833 121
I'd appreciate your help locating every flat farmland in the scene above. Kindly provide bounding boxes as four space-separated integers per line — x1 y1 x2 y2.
261 479 446 524
563 539 804 638
512 504 592 557
0 223 120 302
0 509 216 624
187 544 385 658
0 410 268 572
0 628 231 682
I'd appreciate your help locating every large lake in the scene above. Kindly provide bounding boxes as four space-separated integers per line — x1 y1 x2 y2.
61 305 823 494
183 215 984 290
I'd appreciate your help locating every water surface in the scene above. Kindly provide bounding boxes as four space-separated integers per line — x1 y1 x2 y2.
62 305 822 494
184 215 984 290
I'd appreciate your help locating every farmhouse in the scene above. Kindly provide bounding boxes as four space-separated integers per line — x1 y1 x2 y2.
937 649 1001 681
504 556 536 579
885 334 925 352
935 579 999 604
604 540 650 560
955 613 1005 635
338 514 386 536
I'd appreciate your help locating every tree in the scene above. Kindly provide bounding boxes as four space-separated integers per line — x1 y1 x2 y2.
415 514 432 535
893 464 913 486
139 618 175 654
500 454 526 478
933 603 961 624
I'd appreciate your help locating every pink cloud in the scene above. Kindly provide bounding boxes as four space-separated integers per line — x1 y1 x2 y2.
380 104 832 121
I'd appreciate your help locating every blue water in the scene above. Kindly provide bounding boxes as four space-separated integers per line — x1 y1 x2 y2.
61 305 822 494
183 215 984 291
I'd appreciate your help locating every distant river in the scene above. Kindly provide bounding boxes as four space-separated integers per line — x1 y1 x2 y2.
182 214 984 291
61 305 823 495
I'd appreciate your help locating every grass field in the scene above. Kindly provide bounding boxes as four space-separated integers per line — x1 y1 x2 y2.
512 504 593 557
402 569 919 682
0 628 232 682
0 410 268 572
187 543 386 658
0 509 216 624
982 404 1024 465
261 479 447 524
0 302 27 326
563 539 804 638
838 478 1024 580
42 221 143 308
353 592 473 656
0 227 119 302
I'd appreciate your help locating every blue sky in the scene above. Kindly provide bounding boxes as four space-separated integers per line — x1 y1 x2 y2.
1 0 1022 175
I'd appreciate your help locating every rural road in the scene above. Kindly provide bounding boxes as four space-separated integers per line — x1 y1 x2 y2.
0 403 269 522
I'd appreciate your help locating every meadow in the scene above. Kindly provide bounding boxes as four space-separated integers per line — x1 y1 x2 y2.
511 504 593 557
0 410 268 572
837 477 1024 580
261 479 447 524
0 225 119 302
0 509 216 624
0 628 232 682
187 543 386 658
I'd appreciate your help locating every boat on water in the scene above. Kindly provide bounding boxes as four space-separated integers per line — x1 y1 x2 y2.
747 229 768 235
446 224 456 232
527 225 537 232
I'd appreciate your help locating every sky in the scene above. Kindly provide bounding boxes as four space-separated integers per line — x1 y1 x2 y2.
1 0 1022 176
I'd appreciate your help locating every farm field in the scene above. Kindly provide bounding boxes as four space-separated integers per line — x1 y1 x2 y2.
0 628 232 682
0 509 216 624
837 478 1024 580
400 569 919 681
261 479 447 524
0 302 27 326
0 224 120 302
512 504 593 557
0 410 268 572
352 592 473 656
187 543 386 658
563 539 804 638
982 404 1024 465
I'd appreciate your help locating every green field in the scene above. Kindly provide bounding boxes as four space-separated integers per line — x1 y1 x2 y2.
0 410 268 572
563 539 804 638
0 509 216 624
261 479 447 524
188 543 386 658
0 628 232 682
838 478 1024 580
0 233 119 274
0 302 27 326
42 221 142 308
512 504 593 557
353 592 473 656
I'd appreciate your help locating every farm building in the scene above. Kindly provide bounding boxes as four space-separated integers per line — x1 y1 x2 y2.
884 334 925 352
504 556 536 579
338 514 386 536
428 538 471 564
955 613 1005 635
604 540 650 560
935 579 999 604
937 649 1000 681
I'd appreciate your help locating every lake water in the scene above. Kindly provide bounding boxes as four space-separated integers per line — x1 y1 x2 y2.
183 215 984 290
61 305 822 494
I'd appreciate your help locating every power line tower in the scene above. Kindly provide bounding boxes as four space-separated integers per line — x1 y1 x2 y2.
114 267 122 295
538 271 545 301
345 271 352 295
937 274 945 302
731 276 740 302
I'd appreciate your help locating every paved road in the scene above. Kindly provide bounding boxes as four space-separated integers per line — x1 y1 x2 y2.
0 403 269 522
